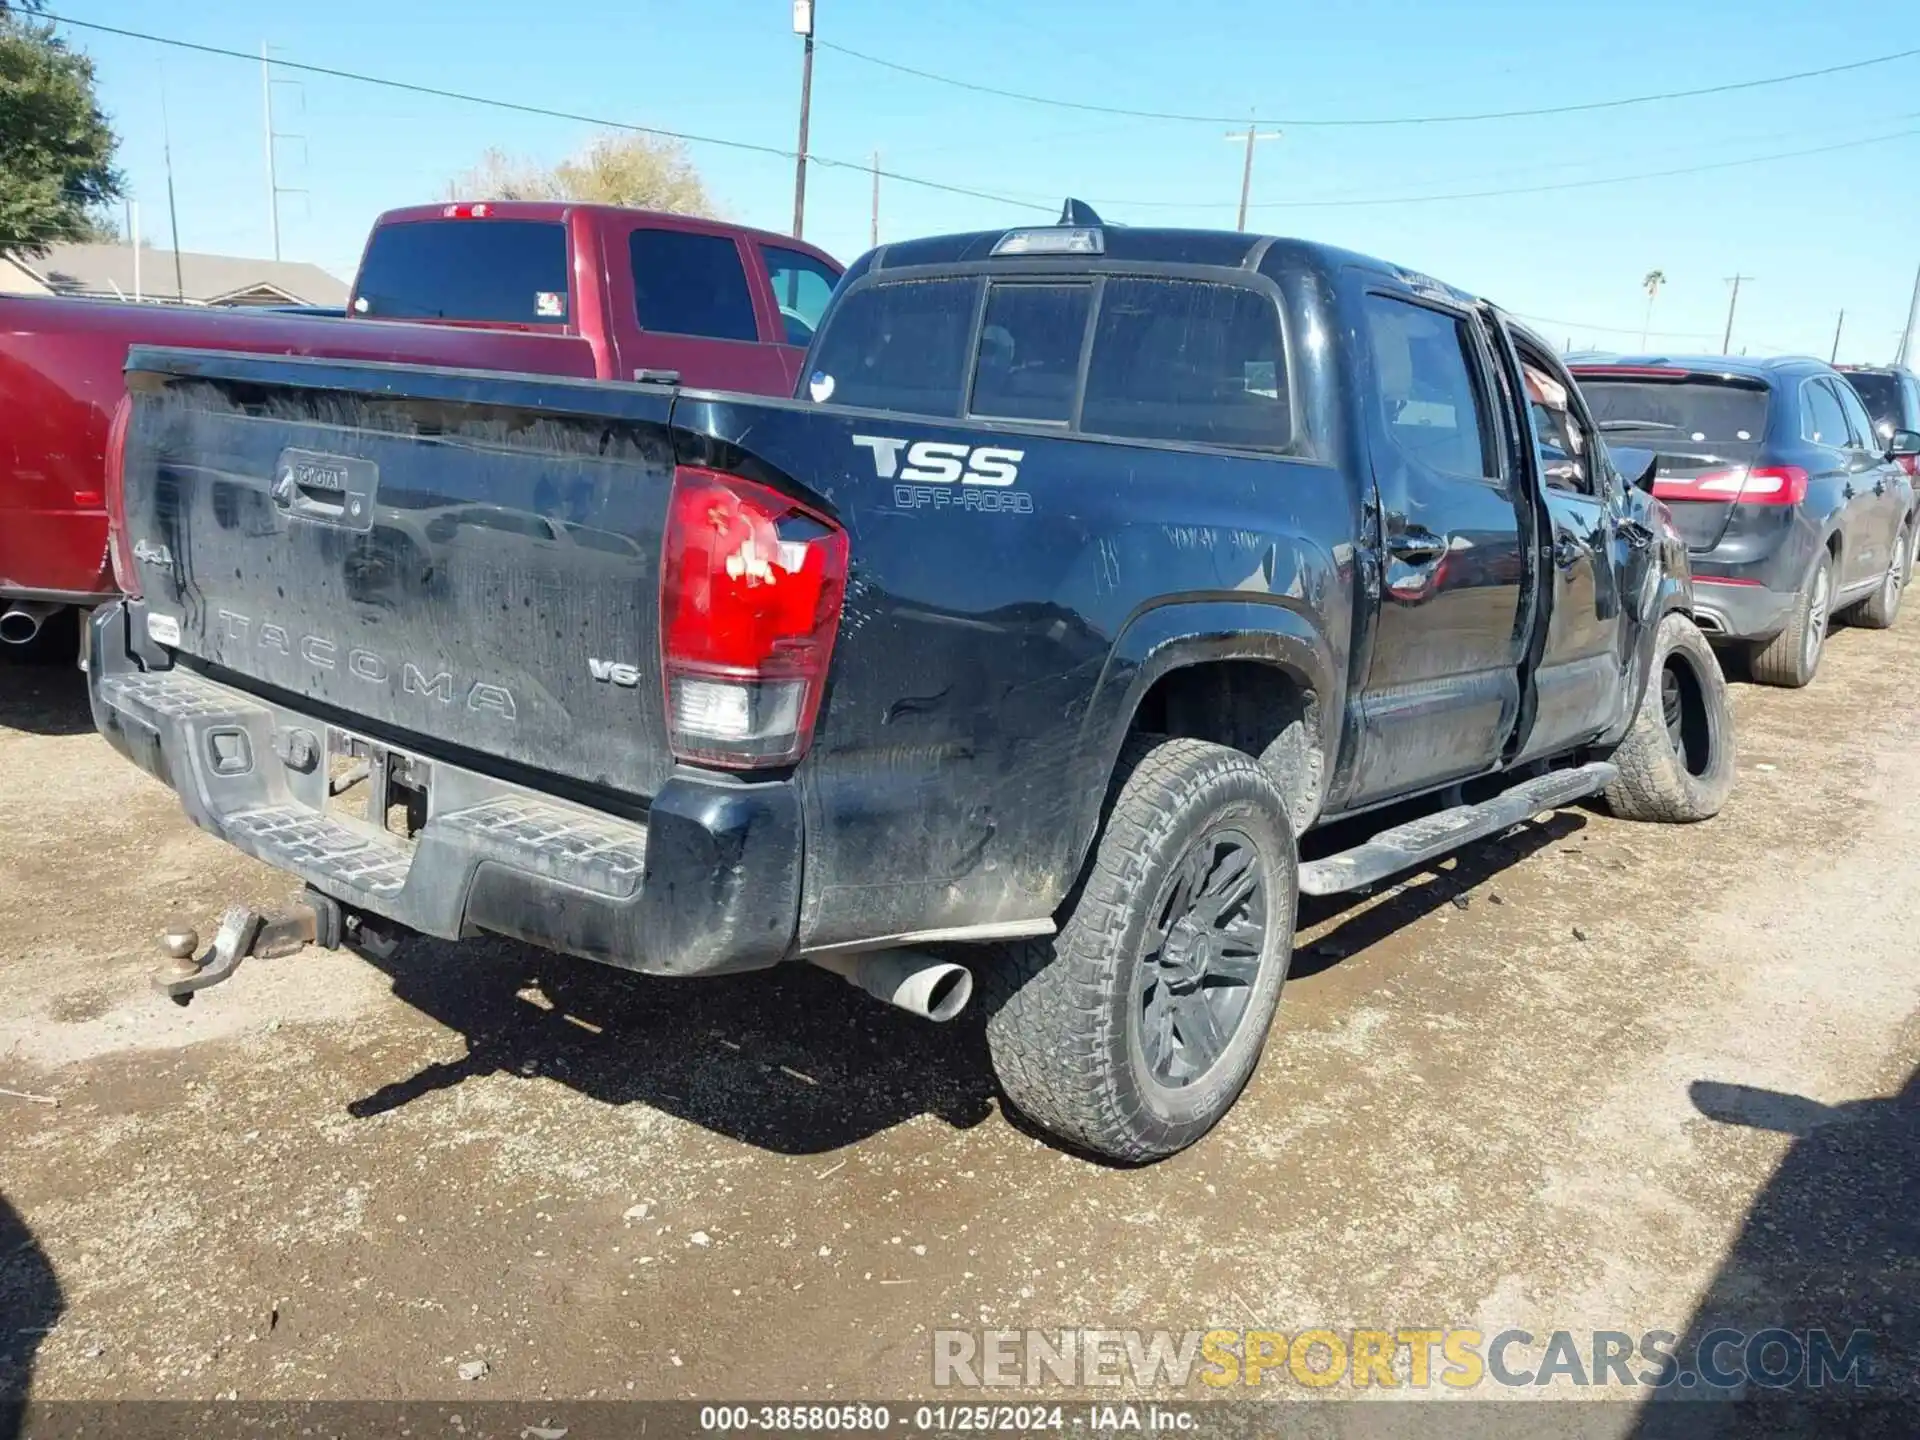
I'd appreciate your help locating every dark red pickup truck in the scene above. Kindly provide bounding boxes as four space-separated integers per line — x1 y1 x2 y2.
0 202 840 649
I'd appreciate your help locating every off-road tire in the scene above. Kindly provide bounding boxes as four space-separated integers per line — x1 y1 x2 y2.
981 735 1297 1163
1840 520 1909 630
1605 613 1735 823
1748 551 1832 688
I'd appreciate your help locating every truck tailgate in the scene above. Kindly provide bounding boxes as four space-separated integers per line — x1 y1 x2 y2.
119 349 680 799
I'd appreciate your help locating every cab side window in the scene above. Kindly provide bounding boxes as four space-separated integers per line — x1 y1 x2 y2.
1522 359 1597 496
1362 294 1497 482
1832 379 1880 453
629 229 758 342
1802 378 1852 449
761 245 840 347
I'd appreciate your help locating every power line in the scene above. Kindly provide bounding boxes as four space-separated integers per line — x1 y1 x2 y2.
41 10 1920 244
1246 127 1920 210
976 124 1920 214
818 36 1920 128
1511 311 1719 341
40 12 1056 215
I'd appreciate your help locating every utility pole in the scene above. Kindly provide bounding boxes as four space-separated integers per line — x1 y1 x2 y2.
160 66 185 302
1896 258 1920 367
1830 309 1845 364
1721 274 1752 353
261 44 279 261
870 150 880 248
1225 122 1282 231
791 0 815 239
259 44 306 262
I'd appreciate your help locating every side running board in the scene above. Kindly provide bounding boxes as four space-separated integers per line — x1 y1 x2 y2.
1297 761 1617 898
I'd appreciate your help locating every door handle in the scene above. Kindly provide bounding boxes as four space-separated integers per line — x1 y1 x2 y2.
1874 478 1887 496
1386 527 1447 565
1617 517 1656 550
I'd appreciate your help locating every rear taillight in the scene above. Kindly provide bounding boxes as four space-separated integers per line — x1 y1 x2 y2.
103 393 140 599
1899 455 1917 478
658 465 849 769
1651 464 1807 507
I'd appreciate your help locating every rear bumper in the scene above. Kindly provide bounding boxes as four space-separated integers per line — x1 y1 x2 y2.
87 603 802 977
1689 577 1798 643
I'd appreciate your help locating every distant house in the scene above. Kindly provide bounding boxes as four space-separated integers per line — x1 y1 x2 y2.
0 242 349 308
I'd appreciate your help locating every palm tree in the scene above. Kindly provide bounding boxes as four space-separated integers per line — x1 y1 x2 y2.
1640 269 1667 351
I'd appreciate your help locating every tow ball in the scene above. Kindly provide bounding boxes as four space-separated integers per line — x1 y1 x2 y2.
153 891 355 1006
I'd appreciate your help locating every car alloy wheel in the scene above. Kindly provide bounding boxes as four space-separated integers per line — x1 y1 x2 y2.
1136 825 1269 1087
1804 561 1831 675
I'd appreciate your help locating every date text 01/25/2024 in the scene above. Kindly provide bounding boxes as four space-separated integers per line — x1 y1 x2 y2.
697 1403 1195 1433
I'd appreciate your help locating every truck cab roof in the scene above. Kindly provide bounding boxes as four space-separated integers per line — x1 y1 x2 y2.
847 216 1479 309
370 199 833 259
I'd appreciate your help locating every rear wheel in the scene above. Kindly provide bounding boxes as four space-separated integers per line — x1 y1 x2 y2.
982 736 1297 1163
1841 521 1908 630
1748 551 1832 688
1605 613 1735 823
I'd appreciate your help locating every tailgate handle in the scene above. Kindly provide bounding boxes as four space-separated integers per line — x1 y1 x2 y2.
272 449 378 533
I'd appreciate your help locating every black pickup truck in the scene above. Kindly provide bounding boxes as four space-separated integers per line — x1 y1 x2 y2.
89 208 1735 1161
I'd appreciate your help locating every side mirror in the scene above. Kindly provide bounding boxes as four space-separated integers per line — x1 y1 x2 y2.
1630 454 1661 495
1887 428 1920 460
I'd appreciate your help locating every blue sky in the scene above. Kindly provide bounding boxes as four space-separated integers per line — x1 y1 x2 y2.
58 0 1920 359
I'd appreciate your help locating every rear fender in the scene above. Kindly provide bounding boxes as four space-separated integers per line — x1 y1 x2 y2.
1069 598 1337 874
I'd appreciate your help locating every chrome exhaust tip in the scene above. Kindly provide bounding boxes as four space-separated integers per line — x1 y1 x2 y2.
0 601 58 646
808 949 974 1022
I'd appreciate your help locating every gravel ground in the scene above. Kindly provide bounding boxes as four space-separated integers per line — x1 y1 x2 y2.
1 609 1915 1429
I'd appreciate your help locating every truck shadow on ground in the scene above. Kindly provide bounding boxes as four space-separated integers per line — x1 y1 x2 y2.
0 1195 62 1421
0 651 92 738
1632 1063 1919 1436
1291 809 1585 979
343 809 1589 1158
345 941 1003 1154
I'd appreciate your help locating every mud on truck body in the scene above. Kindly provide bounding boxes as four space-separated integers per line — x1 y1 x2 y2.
89 208 1735 1161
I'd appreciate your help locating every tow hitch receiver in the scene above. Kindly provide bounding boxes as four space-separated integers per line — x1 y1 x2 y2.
153 892 343 1005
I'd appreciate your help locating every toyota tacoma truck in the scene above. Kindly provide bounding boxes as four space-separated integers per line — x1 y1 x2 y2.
87 206 1734 1161
0 201 840 652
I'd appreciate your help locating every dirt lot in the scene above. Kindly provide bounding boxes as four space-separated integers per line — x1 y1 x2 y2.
2 613 1916 1422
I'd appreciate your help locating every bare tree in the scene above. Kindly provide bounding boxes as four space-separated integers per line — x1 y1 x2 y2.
450 133 716 217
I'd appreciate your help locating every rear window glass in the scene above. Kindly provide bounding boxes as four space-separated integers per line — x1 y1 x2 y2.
353 219 568 325
1580 376 1769 445
630 229 758 342
1841 372 1903 437
805 277 979 416
1080 279 1290 448
970 283 1091 424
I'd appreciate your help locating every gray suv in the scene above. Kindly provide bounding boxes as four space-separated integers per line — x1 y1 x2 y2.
1574 356 1918 687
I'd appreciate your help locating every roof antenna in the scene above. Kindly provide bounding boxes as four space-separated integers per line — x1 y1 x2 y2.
1059 198 1103 227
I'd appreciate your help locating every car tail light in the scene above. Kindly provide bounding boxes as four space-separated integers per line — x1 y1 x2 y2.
1651 464 1807 506
1898 454 1918 478
658 465 848 768
103 393 140 599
